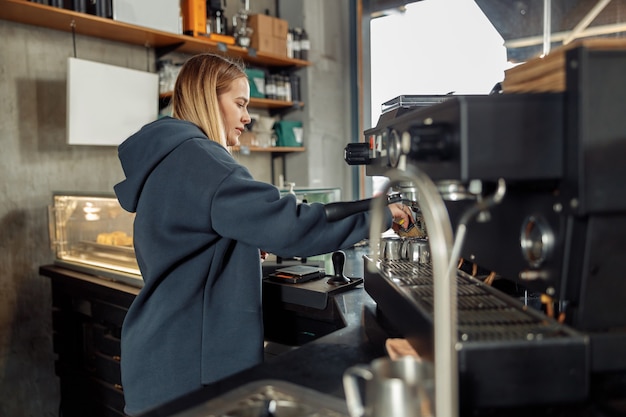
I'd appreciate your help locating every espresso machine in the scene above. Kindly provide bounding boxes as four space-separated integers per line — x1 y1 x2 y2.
345 45 626 413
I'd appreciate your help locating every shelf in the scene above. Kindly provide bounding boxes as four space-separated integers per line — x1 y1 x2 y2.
0 0 311 68
159 93 303 111
248 97 305 111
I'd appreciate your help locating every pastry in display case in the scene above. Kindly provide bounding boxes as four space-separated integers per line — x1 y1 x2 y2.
48 192 143 288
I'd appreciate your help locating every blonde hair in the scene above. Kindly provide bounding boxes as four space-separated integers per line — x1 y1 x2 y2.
171 53 247 148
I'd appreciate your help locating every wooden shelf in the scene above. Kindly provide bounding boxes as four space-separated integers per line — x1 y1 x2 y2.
159 93 303 111
0 0 311 68
249 97 305 110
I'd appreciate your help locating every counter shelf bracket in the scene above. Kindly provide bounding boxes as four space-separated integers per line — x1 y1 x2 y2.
155 41 185 59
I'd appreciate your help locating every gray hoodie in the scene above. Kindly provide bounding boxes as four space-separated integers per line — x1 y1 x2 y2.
114 117 391 415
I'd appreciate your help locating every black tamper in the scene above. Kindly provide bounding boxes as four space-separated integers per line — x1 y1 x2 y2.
327 250 351 285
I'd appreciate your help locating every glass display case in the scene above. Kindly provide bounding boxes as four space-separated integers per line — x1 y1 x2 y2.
47 188 341 288
48 192 143 288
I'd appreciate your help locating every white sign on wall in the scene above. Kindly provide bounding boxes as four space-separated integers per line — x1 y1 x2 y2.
67 57 158 146
113 0 181 34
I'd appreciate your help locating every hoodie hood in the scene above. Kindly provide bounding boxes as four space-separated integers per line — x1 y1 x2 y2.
114 117 207 212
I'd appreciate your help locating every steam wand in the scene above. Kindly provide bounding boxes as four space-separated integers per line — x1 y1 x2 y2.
446 179 506 279
369 165 457 417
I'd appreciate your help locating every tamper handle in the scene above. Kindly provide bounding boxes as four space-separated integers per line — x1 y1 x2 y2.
328 250 350 285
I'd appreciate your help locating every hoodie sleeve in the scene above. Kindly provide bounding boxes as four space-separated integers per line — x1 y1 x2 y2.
210 164 393 258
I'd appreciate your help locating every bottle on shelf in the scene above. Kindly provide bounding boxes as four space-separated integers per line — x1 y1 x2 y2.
292 27 302 60
284 73 292 103
265 72 277 100
300 28 310 61
275 75 284 101
286 29 294 59
208 0 228 35
290 74 300 103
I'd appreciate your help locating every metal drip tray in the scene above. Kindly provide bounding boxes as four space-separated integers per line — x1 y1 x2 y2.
377 260 573 342
364 257 589 408
171 380 349 417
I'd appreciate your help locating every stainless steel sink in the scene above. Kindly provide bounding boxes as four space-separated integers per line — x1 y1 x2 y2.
171 380 349 417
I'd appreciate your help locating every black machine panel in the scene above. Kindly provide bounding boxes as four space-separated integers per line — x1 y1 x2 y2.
361 93 565 183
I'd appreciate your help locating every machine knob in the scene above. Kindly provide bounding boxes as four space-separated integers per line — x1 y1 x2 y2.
344 142 371 165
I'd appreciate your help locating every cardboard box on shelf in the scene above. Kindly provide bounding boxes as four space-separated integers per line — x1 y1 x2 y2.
273 37 287 56
250 33 273 54
248 14 288 56
273 18 288 39
248 14 274 38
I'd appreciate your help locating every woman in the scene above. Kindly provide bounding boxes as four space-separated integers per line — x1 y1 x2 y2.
114 53 411 415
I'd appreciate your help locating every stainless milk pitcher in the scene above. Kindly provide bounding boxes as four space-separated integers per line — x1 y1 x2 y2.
401 238 431 264
381 236 403 260
343 356 434 417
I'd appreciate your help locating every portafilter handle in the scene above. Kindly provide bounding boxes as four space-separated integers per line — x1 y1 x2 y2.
324 194 402 222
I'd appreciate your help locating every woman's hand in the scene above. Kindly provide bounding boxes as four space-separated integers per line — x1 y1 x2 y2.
389 203 414 231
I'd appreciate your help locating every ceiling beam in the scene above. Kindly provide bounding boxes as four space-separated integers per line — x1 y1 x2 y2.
505 21 626 49
563 0 612 44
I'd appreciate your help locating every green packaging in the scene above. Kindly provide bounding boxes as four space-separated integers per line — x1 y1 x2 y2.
245 68 266 98
273 120 303 147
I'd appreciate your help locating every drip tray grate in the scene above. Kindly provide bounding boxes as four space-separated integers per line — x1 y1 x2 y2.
376 260 574 342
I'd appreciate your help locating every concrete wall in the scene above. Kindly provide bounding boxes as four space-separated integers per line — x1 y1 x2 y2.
279 0 356 198
0 2 351 415
0 20 149 416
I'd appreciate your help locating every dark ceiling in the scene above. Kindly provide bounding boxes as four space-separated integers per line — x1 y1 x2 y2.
475 0 626 61
369 0 626 62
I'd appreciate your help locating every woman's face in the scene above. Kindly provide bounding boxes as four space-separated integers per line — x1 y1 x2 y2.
218 77 251 146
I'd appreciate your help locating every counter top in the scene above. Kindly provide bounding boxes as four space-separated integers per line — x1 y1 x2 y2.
138 286 626 417
41 251 626 417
